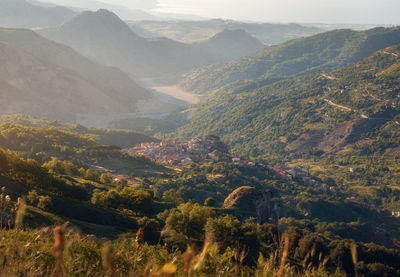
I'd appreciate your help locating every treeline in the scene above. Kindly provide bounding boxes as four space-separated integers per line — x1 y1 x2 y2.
0 122 161 174
0 148 86 199
0 114 157 148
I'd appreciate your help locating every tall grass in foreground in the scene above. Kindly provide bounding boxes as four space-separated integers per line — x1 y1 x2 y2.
0 225 336 277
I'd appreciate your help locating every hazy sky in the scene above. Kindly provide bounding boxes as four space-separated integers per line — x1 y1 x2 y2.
156 0 400 24
44 0 400 24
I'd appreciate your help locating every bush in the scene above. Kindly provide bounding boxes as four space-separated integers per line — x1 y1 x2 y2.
91 187 153 215
100 173 113 185
37 195 52 210
27 190 40 206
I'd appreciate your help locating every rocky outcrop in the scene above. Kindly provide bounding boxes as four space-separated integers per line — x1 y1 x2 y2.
223 186 272 224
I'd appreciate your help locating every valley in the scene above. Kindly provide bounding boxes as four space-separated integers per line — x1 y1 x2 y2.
0 0 400 276
140 78 201 105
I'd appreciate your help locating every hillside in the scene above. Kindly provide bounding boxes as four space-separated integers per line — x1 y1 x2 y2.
193 29 265 63
0 114 158 148
180 27 400 93
0 0 76 28
0 28 151 123
1 143 400 276
0 119 400 275
40 10 265 78
128 19 322 45
0 122 163 175
0 145 151 237
176 45 400 159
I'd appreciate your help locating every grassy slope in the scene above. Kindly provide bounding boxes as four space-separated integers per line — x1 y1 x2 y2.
179 27 400 93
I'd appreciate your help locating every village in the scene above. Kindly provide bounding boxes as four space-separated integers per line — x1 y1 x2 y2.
123 136 340 196
125 135 229 166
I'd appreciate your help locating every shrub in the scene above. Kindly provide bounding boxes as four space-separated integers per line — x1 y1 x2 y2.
37 195 52 210
27 190 40 206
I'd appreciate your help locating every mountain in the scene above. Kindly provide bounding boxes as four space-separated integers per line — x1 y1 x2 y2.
194 29 265 62
57 0 158 20
0 0 76 28
128 19 323 45
180 27 400 93
41 0 158 18
176 45 400 160
40 10 265 78
0 28 151 123
40 9 165 77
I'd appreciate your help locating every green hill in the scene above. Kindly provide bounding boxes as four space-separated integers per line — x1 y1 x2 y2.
180 27 400 93
0 114 158 149
176 44 400 162
174 46 400 242
0 120 400 275
1 147 400 276
0 121 162 175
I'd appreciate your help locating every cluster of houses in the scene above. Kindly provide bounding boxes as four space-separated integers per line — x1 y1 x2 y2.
126 136 342 196
230 158 338 195
260 164 337 195
126 136 229 166
127 136 338 196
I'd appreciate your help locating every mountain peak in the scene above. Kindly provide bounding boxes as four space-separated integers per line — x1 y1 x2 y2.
208 28 264 47
212 29 251 39
66 9 124 27
93 8 120 19
58 8 143 41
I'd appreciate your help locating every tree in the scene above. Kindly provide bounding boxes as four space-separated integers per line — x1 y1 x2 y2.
62 160 79 176
91 187 153 215
163 203 215 247
85 169 99 181
27 190 40 206
100 173 113 185
162 189 184 205
43 157 64 174
78 168 86 177
38 195 52 210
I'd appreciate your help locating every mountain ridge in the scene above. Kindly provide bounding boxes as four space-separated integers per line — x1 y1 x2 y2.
40 9 266 78
128 19 323 45
176 44 400 159
0 0 76 28
179 27 400 93
0 28 151 123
